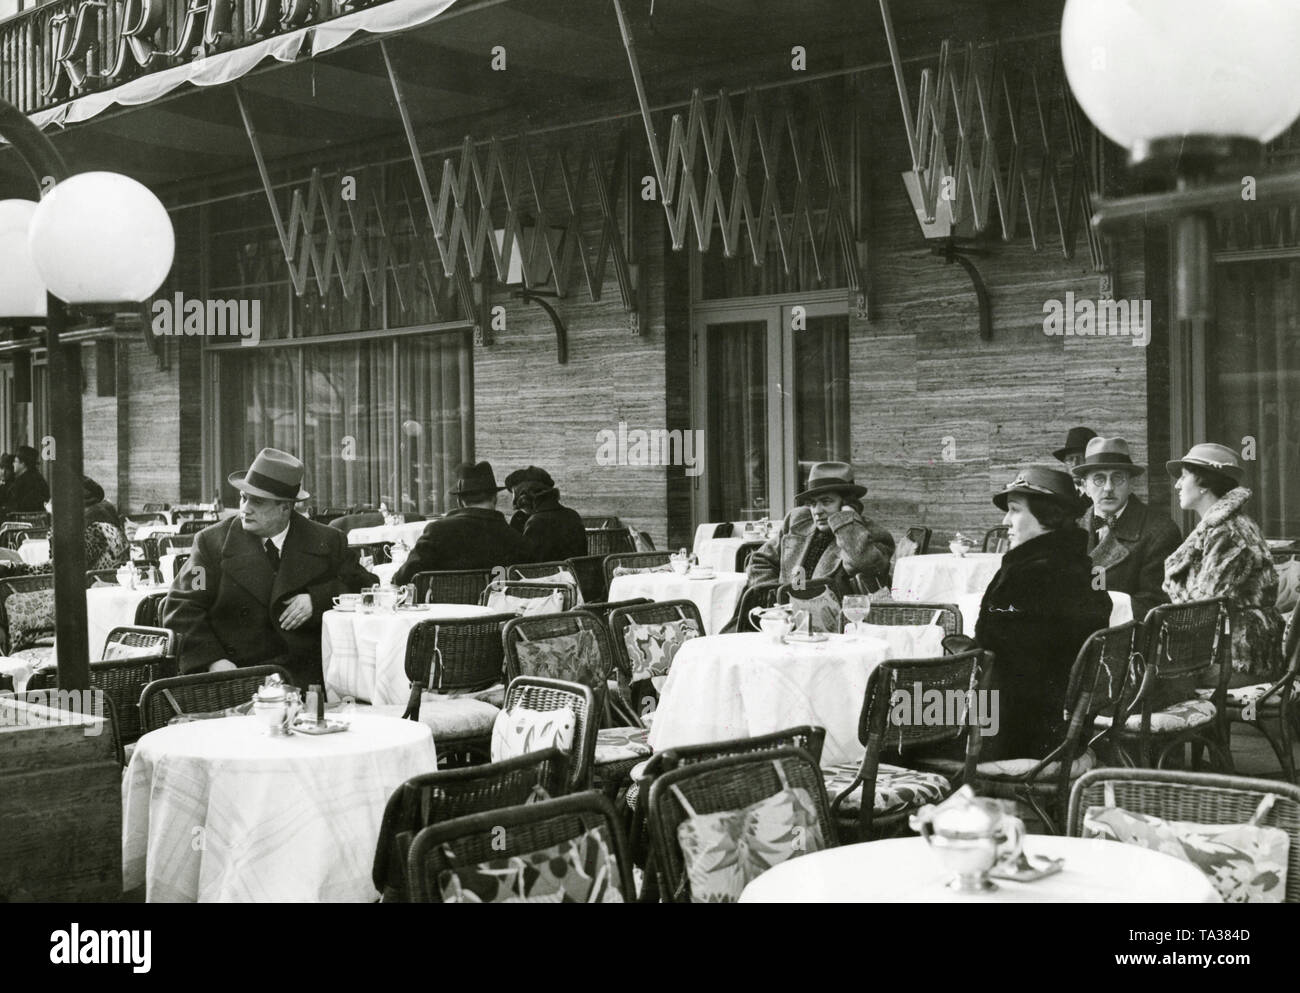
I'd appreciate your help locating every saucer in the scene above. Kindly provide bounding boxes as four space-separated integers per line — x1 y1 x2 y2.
782 632 828 644
333 604 358 613
688 571 715 581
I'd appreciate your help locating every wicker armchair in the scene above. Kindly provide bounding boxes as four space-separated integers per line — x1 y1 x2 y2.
982 525 1010 553
501 676 599 792
0 573 55 656
373 748 570 902
134 591 168 627
577 598 654 628
586 527 635 557
647 747 836 903
906 525 933 556
581 516 623 530
0 525 40 551
412 569 493 605
177 519 215 535
602 551 672 587
157 534 195 555
96 626 179 760
507 561 578 586
479 580 575 614
1068 769 1300 903
564 555 608 602
1102 598 1231 771
858 601 964 638
398 614 514 765
607 598 706 715
138 664 293 734
730 581 780 633
405 791 634 903
824 649 994 842
735 540 763 573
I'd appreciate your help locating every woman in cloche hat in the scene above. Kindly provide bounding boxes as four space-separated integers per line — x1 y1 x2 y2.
972 465 1112 760
1163 443 1283 683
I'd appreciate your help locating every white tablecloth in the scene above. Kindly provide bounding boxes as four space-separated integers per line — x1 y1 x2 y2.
952 591 1134 637
648 632 891 765
321 604 499 705
695 537 762 574
347 521 430 548
17 539 49 567
133 523 181 541
122 713 437 902
892 553 1004 602
739 835 1220 903
86 585 164 658
607 571 747 635
691 522 774 558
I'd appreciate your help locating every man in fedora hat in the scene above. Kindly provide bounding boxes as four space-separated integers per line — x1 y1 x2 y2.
1073 436 1182 620
503 465 586 561
392 461 536 584
746 461 894 591
1053 426 1097 497
162 447 376 686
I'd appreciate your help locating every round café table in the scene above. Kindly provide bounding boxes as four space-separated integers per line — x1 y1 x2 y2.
122 713 437 902
607 570 747 635
739 835 1221 903
321 603 500 705
891 553 1003 602
648 632 892 766
694 537 757 574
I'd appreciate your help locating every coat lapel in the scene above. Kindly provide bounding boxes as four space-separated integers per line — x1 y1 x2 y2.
272 514 331 602
222 521 276 606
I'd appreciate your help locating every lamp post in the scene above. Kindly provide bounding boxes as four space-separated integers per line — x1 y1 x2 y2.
0 100 174 694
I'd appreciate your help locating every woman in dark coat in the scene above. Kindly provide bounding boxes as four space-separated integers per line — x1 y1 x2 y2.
504 466 586 561
975 466 1112 760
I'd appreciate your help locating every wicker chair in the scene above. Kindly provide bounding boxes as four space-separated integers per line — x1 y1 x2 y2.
138 664 293 734
586 527 635 557
373 748 570 901
729 581 780 633
134 591 168 627
157 534 195 555
628 725 825 903
500 676 599 792
602 551 672 587
1068 768 1300 903
479 581 575 614
412 569 493 606
177 519 215 535
824 649 995 842
906 525 933 556
576 598 654 628
0 573 55 657
647 747 837 903
0 525 39 551
4 511 49 527
565 555 608 602
606 598 703 721
776 577 848 633
982 525 1010 553
397 614 514 765
507 561 578 585
405 790 634 903
581 516 623 530
734 540 763 573
95 626 179 761
1102 598 1232 771
858 601 964 638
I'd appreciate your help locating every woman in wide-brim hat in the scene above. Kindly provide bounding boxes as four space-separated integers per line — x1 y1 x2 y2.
973 465 1111 760
1163 443 1282 682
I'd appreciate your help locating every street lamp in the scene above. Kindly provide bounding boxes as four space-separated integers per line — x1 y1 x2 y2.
0 101 174 692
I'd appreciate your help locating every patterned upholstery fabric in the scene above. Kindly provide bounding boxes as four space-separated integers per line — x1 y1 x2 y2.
514 629 605 686
611 564 673 578
916 750 1096 781
437 825 625 903
622 618 701 686
821 761 951 815
1084 805 1289 903
365 695 501 739
7 588 55 651
1094 698 1216 732
788 588 841 634
85 523 130 570
487 590 565 616
1194 682 1300 710
674 779 825 902
490 706 575 763
594 725 652 765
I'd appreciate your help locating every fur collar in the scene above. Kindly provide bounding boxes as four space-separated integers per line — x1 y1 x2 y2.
1191 487 1252 535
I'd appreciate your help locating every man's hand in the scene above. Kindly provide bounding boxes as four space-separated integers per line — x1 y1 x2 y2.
278 593 314 631
208 659 237 673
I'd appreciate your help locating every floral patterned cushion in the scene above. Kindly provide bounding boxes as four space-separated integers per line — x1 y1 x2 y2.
1194 682 1300 710
1084 805 1289 903
611 564 673 578
594 725 652 765
85 523 129 570
788 588 841 634
6 588 55 651
487 590 565 615
622 618 701 686
674 780 826 902
437 825 625 903
490 706 575 763
513 629 606 686
821 761 951 815
1094 698 1216 732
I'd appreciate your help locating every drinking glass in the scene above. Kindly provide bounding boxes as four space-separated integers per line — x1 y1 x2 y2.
842 595 871 638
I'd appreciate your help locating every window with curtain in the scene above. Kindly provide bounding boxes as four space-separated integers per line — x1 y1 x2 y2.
793 315 851 494
1209 258 1300 537
705 321 769 521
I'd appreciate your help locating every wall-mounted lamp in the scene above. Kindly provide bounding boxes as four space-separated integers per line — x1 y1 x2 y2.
490 223 569 363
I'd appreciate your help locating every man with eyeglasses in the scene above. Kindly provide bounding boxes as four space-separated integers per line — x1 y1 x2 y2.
1072 437 1182 620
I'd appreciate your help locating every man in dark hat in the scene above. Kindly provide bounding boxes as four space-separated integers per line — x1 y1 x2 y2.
162 447 375 686
1073 437 1181 620
1054 426 1097 497
392 461 536 584
503 465 586 561
746 462 895 591
6 445 49 512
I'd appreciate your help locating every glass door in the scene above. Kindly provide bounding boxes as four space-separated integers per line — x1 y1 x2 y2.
692 300 850 526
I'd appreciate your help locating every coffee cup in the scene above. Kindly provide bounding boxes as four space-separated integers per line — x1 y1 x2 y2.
333 593 361 612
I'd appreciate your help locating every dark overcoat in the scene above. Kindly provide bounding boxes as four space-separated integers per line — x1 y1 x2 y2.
392 506 536 584
1081 496 1183 621
509 495 587 561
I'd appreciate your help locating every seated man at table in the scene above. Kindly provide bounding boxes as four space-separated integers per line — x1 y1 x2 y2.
162 448 375 688
1073 437 1181 621
746 462 895 593
503 465 587 561
392 461 535 584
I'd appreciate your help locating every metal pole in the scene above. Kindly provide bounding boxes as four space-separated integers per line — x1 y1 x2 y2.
0 99 90 694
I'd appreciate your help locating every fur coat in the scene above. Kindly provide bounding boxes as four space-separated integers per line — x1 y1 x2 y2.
1162 487 1283 677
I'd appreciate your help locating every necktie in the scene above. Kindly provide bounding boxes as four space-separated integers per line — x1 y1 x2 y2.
265 538 281 571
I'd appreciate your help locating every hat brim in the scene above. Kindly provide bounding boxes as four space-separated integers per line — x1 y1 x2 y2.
795 482 867 503
992 486 1082 513
448 484 508 497
1052 446 1085 462
1165 459 1244 484
1071 461 1146 480
228 470 309 502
